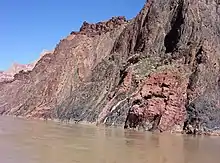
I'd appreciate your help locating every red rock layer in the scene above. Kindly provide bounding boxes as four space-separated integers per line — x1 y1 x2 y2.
128 69 188 131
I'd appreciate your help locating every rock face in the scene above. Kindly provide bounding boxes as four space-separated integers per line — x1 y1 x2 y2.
0 18 128 120
124 69 189 132
71 16 128 37
1 0 220 135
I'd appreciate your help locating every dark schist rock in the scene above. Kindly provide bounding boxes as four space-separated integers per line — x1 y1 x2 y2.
1 0 220 136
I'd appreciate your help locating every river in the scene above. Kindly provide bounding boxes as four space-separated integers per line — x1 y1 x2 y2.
0 116 220 163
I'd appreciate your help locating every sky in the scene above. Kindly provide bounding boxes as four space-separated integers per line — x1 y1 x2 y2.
0 0 146 70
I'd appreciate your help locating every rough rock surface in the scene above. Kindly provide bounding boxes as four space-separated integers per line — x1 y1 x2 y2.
71 16 128 37
124 68 189 132
1 0 220 135
0 17 127 120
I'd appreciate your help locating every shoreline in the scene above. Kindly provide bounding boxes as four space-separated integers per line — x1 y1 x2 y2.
2 115 220 137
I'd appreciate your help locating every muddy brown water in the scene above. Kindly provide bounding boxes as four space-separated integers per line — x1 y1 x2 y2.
0 116 220 163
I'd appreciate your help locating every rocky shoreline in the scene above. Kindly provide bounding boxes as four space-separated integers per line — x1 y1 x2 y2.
6 114 220 137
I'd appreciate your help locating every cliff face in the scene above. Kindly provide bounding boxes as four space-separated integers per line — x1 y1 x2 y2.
0 17 128 119
1 0 220 134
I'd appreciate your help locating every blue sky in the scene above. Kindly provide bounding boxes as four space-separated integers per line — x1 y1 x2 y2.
0 0 145 70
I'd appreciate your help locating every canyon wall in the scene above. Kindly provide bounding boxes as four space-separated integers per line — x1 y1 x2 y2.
1 0 220 134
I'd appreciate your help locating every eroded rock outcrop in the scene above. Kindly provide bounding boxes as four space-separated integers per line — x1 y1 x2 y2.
124 68 189 132
71 16 128 37
1 0 220 135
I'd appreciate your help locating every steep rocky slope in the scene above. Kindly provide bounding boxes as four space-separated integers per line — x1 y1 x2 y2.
1 0 220 135
0 16 128 119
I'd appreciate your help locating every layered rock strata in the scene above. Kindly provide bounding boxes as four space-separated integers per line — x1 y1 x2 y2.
1 0 220 135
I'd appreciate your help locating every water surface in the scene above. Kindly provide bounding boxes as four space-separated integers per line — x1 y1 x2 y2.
0 116 220 163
